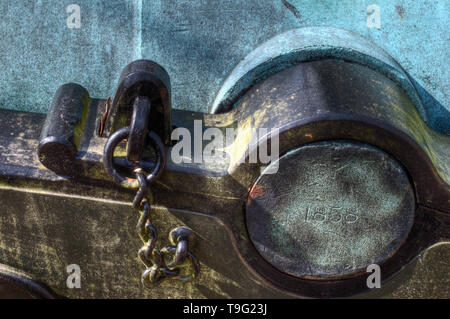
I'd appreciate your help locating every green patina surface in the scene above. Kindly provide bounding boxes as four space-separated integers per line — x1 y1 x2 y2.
0 1 448 132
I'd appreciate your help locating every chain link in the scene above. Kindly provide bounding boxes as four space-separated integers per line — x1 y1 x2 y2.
133 170 200 289
103 125 200 290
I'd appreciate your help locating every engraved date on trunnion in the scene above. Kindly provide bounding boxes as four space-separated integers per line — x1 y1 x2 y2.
305 204 359 224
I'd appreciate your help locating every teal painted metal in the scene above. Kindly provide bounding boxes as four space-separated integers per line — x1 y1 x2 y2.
0 1 448 132
210 27 424 115
0 1 141 114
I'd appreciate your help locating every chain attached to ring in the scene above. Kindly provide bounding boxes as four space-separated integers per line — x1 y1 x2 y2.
134 169 199 288
103 127 199 289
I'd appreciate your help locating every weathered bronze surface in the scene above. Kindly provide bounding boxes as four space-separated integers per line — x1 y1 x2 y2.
0 55 448 297
247 141 415 279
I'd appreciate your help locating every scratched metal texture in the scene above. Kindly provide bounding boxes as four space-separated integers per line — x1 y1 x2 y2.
0 187 284 298
247 141 416 279
0 0 448 132
0 186 447 298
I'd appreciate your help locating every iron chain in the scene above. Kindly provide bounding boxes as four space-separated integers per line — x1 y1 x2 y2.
133 170 200 289
103 126 199 290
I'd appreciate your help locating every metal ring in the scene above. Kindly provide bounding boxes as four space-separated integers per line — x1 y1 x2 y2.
103 127 166 189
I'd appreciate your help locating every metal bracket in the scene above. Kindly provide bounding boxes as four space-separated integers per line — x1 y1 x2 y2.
38 60 172 177
106 59 172 146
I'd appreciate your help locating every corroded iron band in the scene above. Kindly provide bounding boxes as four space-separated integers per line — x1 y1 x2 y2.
0 264 56 299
